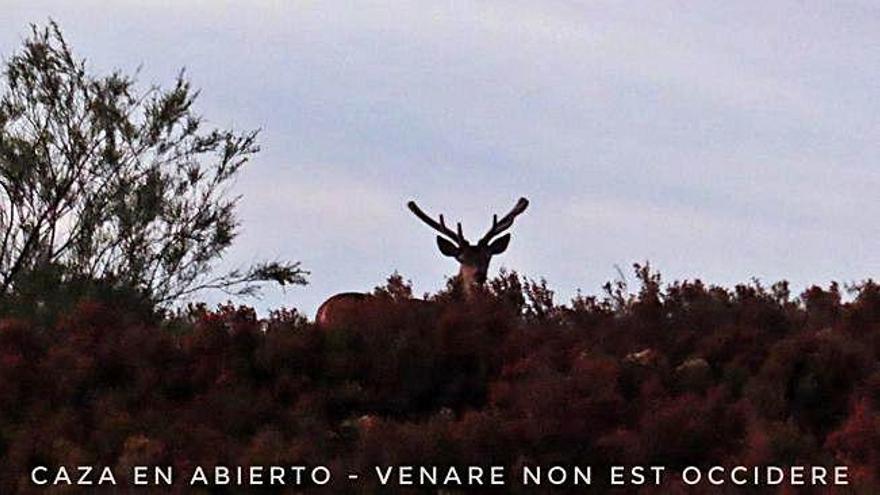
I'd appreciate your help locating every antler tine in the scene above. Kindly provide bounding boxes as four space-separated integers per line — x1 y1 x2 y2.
408 200 466 245
479 197 530 244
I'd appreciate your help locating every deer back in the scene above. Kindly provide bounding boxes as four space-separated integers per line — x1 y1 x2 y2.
316 292 435 330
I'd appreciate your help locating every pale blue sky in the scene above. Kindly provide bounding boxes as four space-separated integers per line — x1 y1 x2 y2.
3 1 880 315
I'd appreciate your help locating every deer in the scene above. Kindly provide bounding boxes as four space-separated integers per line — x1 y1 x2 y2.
315 197 530 329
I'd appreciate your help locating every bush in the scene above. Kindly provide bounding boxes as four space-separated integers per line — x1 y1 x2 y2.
1 267 879 492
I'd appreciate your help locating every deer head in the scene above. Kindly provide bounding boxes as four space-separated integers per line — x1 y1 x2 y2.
407 197 529 296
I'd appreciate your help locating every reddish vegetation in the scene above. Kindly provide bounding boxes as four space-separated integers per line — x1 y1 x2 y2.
1 267 880 493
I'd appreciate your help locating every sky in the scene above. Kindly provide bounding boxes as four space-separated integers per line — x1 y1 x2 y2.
2 1 880 316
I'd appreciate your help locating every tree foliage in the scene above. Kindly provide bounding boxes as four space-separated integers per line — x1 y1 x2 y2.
0 22 306 304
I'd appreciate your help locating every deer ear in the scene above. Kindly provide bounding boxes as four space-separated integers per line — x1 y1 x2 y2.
436 236 460 257
487 233 511 255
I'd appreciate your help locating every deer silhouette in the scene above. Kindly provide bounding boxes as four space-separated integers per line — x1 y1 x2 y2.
315 197 529 329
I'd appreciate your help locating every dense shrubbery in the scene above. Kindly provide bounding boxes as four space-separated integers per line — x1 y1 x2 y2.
1 266 880 493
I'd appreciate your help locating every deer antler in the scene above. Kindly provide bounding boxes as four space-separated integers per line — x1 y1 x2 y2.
407 201 467 246
479 197 529 245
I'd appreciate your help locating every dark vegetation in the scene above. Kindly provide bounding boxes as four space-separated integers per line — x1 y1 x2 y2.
1 267 880 493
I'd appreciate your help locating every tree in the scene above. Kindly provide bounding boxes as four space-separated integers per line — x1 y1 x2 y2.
0 21 306 305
